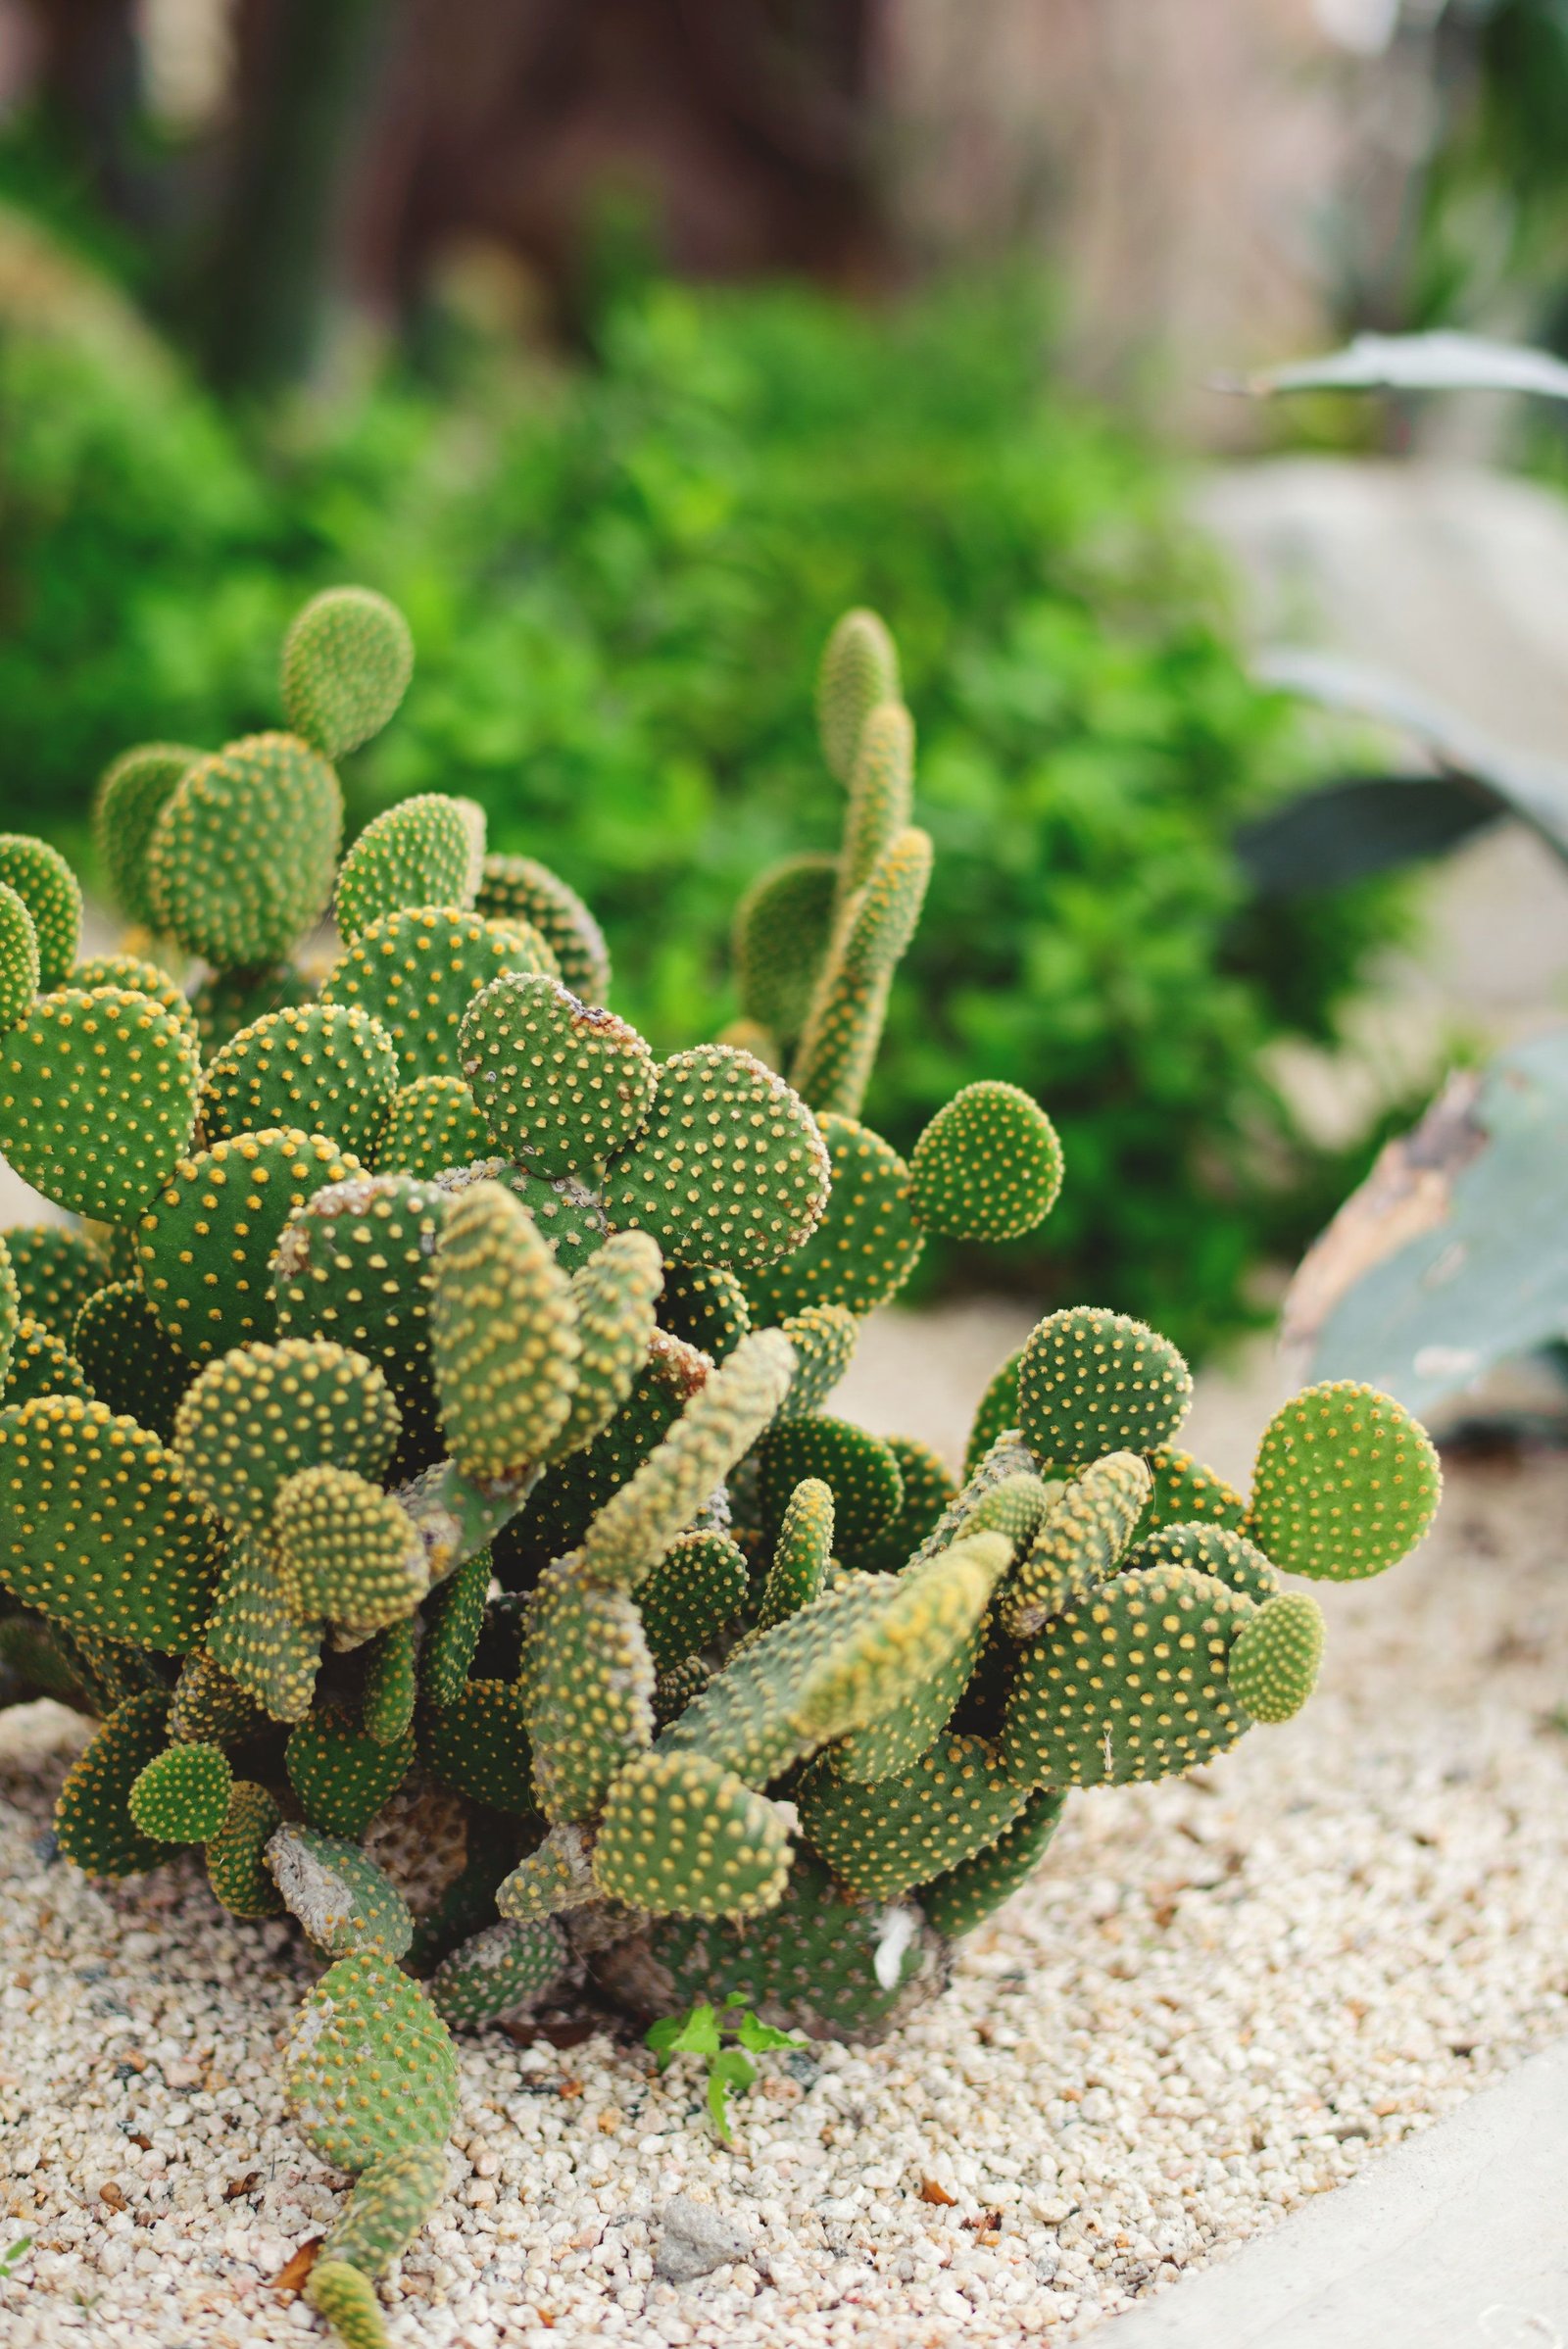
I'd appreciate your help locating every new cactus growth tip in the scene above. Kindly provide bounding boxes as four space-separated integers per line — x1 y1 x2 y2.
0 589 1442 2345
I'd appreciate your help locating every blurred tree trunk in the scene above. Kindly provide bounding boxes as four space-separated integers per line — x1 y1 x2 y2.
200 0 406 394
351 0 885 342
26 0 145 222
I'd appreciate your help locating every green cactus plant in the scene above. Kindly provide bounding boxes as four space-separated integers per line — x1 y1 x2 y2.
0 591 1443 2349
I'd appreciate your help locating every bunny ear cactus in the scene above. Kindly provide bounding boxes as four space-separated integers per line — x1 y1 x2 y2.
0 592 1443 2349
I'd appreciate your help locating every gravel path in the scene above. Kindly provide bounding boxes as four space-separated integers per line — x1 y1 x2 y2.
3 1404 1567 2348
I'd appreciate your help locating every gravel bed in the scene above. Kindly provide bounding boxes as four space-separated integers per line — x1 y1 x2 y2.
3 1442 1567 2348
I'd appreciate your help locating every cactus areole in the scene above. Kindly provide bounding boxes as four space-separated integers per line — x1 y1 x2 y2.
0 589 1442 2347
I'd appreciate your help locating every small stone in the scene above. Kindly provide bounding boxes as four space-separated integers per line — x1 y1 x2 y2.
652 2195 752 2283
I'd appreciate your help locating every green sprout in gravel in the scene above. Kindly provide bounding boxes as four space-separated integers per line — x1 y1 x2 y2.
646 1994 806 2145
0 589 1444 2349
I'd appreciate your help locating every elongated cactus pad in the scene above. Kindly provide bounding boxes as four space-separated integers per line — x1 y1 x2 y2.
431 1178 578 1476
523 1562 654 1820
0 834 80 991
1001 1451 1151 1639
756 1477 834 1633
817 608 900 784
581 1329 795 1589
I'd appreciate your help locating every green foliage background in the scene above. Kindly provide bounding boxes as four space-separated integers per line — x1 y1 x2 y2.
0 209 1397 1354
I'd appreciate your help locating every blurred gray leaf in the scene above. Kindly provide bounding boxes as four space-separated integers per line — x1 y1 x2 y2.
1284 1034 1568 1415
1255 648 1568 862
1242 331 1568 402
1236 773 1496 892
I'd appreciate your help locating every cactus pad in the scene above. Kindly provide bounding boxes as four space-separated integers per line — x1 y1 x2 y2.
817 609 900 784
141 1129 361 1362
321 906 555 1085
1001 1450 1151 1639
0 1395 218 1649
800 1732 1026 1903
1016 1306 1193 1466
54 1690 172 1876
920 1786 1068 1937
147 732 341 967
280 585 415 760
733 853 839 1046
92 743 198 930
659 1261 751 1362
745 1114 922 1321
594 1748 792 1918
274 1465 426 1633
581 1329 796 1588
476 854 611 1004
334 793 482 943
1248 1381 1442 1581
4 1315 91 1407
0 987 198 1222
602 1046 830 1271
268 1826 415 1960
1226 1591 1325 1721
1132 1446 1249 1544
1003 1561 1255 1790
1127 1521 1279 1604
462 972 656 1177
174 1338 398 1531
206 1779 286 1919
429 1918 567 2030
201 1003 399 1161
128 1740 232 1841
420 1678 538 1816
757 1414 904 1554
283 1952 458 2174
756 1477 834 1633
637 1530 750 1671
555 1230 663 1455
4 1225 106 1342
206 1533 321 1722
909 1082 1063 1243
287 1701 415 1837
373 1075 490 1178
0 882 38 1029
523 1562 655 1820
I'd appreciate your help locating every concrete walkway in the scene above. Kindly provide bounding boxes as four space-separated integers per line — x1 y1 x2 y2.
1102 2032 1568 2349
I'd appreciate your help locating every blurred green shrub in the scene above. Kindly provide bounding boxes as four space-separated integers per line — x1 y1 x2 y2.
0 208 1399 1353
